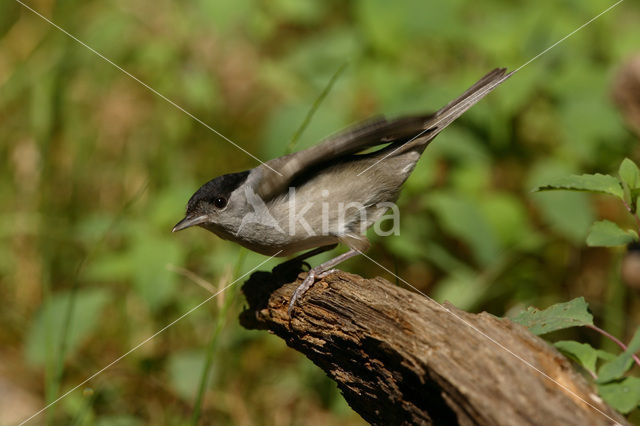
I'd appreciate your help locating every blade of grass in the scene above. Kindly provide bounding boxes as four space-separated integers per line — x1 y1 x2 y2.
285 62 348 154
191 249 247 424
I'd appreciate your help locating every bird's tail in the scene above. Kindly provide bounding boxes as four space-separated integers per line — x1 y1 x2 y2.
402 67 512 152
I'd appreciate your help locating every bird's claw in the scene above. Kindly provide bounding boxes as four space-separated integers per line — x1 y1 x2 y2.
287 269 339 317
287 270 315 316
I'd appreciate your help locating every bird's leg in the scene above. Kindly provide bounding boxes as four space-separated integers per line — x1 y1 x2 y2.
287 248 361 315
272 244 337 278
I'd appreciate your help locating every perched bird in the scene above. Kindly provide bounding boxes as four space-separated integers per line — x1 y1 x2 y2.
173 68 512 314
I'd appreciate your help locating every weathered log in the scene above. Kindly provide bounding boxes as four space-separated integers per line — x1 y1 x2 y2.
239 269 628 425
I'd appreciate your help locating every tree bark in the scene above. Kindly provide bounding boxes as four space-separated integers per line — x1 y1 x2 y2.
239 269 629 426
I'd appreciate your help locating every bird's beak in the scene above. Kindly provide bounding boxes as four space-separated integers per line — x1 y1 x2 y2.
172 214 208 232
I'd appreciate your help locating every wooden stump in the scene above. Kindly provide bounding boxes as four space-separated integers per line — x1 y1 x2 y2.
239 269 628 425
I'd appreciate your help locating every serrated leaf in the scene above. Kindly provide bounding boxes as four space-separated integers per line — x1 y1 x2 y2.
597 377 640 414
619 158 640 190
532 173 623 199
511 297 593 335
554 340 598 373
598 327 640 383
586 220 638 247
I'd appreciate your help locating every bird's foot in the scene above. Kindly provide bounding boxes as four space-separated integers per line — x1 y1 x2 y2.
317 269 338 279
287 268 339 316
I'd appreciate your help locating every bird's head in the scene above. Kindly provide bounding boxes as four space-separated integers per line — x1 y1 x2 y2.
172 170 250 234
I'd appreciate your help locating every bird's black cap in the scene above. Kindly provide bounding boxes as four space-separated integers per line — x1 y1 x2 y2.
186 170 250 213
173 170 250 232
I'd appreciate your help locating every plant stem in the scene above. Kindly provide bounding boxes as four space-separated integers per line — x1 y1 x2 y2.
621 198 640 236
586 324 640 368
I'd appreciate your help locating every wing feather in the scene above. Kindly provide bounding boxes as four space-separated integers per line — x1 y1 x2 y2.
254 68 512 200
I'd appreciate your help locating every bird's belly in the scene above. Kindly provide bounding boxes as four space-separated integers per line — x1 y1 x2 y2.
206 222 339 257
240 234 340 257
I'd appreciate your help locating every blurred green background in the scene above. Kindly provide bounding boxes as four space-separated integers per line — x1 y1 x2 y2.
2 0 640 424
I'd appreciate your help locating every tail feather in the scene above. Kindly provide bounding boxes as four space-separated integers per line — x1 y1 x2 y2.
428 68 511 134
390 68 512 156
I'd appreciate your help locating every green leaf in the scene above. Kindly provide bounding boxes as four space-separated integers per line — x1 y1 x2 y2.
554 340 598 373
596 350 618 362
597 377 640 414
619 158 640 213
532 173 623 199
528 161 595 243
586 220 638 247
511 297 594 335
598 327 640 383
531 191 594 243
25 288 111 366
619 158 640 190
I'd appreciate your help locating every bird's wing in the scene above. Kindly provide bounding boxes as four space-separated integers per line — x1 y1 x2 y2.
253 67 511 200
251 116 432 200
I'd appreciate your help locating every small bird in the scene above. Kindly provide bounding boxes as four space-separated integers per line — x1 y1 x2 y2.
173 68 512 314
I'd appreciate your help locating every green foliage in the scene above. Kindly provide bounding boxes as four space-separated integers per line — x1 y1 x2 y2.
528 162 596 243
534 158 640 248
26 288 111 366
598 328 640 384
554 341 599 374
586 220 638 247
514 297 640 415
598 377 640 414
619 158 640 213
531 159 640 416
511 297 593 336
619 158 640 191
533 173 623 199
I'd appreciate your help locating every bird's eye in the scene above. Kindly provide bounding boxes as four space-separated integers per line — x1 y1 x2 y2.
213 197 227 209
